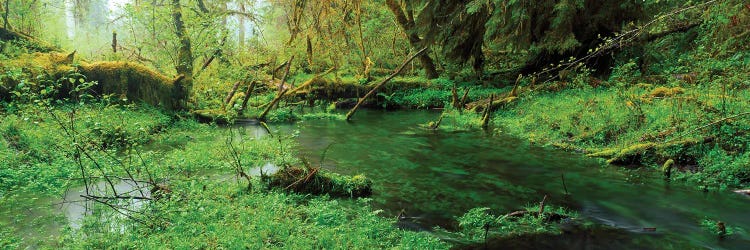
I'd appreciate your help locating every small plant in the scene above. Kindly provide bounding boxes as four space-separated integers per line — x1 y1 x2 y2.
700 218 745 238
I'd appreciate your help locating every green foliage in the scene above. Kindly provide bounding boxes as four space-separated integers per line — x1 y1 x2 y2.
1 100 445 248
493 78 750 189
63 186 447 249
700 218 745 237
456 205 576 242
0 225 20 249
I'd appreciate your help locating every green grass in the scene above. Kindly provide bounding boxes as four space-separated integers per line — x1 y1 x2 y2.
61 185 448 249
487 81 750 190
453 205 578 243
0 100 449 249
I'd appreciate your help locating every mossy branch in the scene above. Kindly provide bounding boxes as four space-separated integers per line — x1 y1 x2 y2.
346 47 427 121
284 67 336 97
666 112 750 143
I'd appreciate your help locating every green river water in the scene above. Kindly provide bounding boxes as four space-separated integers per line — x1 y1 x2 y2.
282 110 750 249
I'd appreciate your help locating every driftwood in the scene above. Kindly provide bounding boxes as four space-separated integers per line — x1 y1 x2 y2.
587 138 708 165
467 75 522 112
459 87 471 110
269 166 372 198
501 195 567 222
346 47 428 121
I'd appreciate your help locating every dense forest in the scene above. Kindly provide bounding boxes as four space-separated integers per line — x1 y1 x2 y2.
1 0 749 248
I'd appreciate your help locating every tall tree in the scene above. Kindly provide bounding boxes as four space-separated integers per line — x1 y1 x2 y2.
385 0 439 79
171 0 193 107
3 0 10 30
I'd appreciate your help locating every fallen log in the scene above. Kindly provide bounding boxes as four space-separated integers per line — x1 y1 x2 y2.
283 67 336 97
586 138 706 165
0 31 188 110
269 166 372 198
80 61 187 110
0 27 59 52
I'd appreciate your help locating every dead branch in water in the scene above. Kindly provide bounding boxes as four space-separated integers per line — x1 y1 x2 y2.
346 47 428 121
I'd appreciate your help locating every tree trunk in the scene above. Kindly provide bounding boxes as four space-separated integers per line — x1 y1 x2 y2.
385 0 438 79
171 0 193 108
3 0 10 30
356 2 370 79
238 2 245 48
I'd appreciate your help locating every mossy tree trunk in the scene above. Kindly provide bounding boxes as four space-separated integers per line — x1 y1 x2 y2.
3 0 10 30
171 0 193 108
385 0 438 79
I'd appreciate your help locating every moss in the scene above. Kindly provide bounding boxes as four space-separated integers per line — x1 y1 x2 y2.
269 166 373 198
193 109 233 124
597 139 701 166
606 143 656 165
0 28 59 53
0 49 185 110
649 87 684 98
226 92 246 110
587 148 620 158
662 159 675 178
80 61 183 110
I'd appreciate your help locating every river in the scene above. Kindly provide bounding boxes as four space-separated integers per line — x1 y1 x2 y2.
3 109 749 249
284 110 750 249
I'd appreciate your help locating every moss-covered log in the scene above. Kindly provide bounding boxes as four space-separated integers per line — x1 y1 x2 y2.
269 166 373 198
289 77 430 101
1 29 187 110
0 28 59 52
0 53 186 110
80 62 186 110
587 138 705 166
